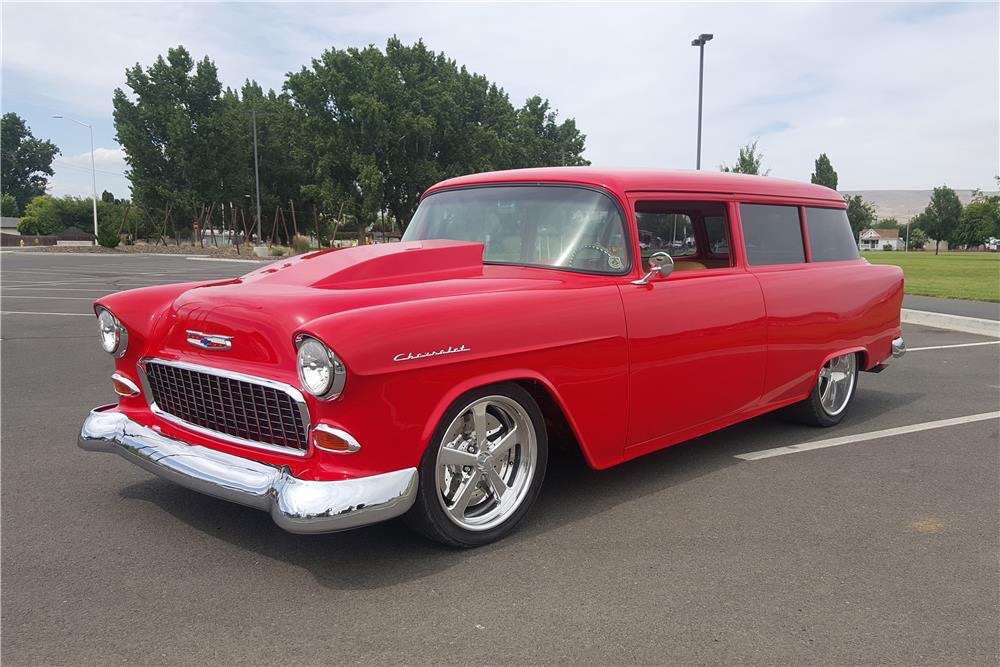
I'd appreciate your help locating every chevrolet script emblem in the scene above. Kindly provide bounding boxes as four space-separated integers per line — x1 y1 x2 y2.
186 330 233 350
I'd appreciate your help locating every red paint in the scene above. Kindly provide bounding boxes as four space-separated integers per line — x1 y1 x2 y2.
95 168 902 481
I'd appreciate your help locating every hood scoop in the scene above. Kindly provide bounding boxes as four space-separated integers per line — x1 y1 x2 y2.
242 240 485 289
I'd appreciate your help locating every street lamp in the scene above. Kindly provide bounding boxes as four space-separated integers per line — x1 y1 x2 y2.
52 114 99 245
690 33 714 170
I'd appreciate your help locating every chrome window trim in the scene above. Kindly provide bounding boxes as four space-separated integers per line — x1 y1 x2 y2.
136 357 312 458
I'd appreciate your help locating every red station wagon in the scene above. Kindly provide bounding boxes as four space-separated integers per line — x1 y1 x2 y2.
80 168 906 546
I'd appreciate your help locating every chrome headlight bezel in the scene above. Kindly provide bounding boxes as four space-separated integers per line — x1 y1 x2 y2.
295 334 346 400
96 306 128 358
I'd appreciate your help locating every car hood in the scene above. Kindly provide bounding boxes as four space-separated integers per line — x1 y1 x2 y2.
147 240 557 369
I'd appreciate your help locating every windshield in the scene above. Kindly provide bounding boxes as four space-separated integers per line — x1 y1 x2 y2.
403 186 630 274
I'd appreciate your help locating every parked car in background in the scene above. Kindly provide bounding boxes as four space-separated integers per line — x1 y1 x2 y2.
79 168 905 547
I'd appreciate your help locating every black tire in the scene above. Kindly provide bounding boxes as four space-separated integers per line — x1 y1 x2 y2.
403 382 548 548
786 352 860 427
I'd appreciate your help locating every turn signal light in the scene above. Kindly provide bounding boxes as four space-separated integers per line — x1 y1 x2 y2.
111 373 140 397
313 426 360 453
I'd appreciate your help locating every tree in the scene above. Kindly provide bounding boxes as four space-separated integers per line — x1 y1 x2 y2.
18 194 132 237
874 217 899 229
720 139 769 175
906 225 928 251
844 194 877 238
113 47 238 238
285 37 588 229
914 185 963 254
1 113 60 209
1 193 20 217
953 192 1000 248
810 153 838 190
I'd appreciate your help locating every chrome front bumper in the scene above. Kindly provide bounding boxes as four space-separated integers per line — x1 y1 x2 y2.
78 406 418 534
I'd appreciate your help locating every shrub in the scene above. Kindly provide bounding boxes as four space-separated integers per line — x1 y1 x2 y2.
97 223 120 249
270 246 286 257
291 235 311 254
882 244 893 251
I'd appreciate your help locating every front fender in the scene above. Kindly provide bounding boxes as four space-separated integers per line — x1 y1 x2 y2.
298 284 629 472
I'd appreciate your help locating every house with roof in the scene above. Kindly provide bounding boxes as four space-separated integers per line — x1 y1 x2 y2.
858 227 904 251
1 217 21 235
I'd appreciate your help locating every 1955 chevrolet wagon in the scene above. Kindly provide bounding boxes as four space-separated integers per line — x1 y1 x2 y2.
79 168 905 547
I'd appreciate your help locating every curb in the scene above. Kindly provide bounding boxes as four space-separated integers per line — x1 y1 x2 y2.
185 256 266 263
901 309 1000 338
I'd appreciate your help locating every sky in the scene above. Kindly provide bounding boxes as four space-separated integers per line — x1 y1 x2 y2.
2 1 998 201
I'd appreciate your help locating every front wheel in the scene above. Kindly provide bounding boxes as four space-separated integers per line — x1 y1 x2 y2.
404 383 548 547
787 352 860 426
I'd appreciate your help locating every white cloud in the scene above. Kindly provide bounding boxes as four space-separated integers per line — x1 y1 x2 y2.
3 1 997 195
49 148 129 199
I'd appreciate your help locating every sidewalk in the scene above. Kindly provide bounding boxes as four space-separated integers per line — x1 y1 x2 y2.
903 295 1000 321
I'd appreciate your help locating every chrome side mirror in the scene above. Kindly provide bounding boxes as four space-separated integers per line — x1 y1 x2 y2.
631 251 674 285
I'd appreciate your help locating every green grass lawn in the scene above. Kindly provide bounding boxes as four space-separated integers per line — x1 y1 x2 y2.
862 251 1000 302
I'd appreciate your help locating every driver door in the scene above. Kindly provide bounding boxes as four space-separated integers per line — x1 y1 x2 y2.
620 196 767 452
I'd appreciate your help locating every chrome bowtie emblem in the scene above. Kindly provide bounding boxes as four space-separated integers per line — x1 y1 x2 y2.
186 330 233 350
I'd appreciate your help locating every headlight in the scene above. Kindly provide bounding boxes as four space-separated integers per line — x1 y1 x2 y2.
96 307 127 358
296 335 346 399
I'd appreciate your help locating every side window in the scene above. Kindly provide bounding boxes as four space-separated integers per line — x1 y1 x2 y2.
636 212 697 259
634 201 733 271
739 204 805 265
805 207 860 262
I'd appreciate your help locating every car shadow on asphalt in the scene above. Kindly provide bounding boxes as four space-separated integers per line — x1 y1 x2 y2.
116 386 923 591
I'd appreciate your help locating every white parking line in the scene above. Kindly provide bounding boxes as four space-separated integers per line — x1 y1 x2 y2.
908 341 1000 352
1 295 100 300
1 311 91 317
1 287 116 293
735 412 1000 461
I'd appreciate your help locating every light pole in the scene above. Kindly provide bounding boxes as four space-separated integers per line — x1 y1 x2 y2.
52 114 98 244
251 109 262 246
690 33 714 170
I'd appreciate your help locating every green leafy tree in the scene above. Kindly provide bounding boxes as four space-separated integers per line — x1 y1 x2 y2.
285 37 588 229
1 193 20 217
843 194 877 238
720 139 769 175
915 185 963 254
810 153 838 190
113 47 238 238
18 194 131 237
954 191 1000 248
1 113 60 209
906 225 928 250
874 217 899 229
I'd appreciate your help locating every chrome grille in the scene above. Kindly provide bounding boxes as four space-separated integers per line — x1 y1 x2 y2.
142 360 309 453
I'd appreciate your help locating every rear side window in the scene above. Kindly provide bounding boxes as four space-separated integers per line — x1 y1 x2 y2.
805 207 859 262
739 204 805 265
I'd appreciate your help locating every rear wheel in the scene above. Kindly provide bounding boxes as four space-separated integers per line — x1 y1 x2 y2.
404 383 548 547
787 352 860 426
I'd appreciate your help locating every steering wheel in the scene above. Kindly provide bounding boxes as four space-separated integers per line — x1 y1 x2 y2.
568 243 622 270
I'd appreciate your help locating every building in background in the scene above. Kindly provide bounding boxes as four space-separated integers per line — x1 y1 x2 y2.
859 228 905 251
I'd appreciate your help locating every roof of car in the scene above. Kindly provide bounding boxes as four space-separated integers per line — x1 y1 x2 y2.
427 167 844 204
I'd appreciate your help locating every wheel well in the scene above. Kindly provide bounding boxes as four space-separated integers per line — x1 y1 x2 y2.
512 379 583 458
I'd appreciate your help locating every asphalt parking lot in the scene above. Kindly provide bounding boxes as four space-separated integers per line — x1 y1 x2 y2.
2 251 998 665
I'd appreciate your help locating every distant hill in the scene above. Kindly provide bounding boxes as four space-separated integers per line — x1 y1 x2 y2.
840 190 997 224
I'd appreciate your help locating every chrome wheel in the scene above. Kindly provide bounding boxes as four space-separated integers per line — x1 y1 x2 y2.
818 352 857 416
434 395 538 532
